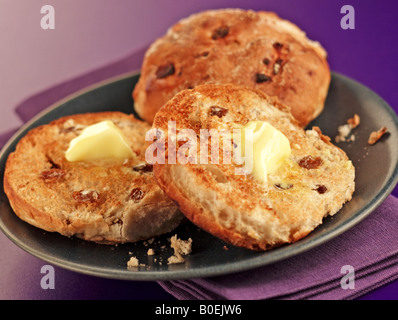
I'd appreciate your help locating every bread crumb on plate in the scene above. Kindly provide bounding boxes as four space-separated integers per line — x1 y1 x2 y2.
167 234 193 264
335 114 360 143
127 256 139 269
368 126 388 145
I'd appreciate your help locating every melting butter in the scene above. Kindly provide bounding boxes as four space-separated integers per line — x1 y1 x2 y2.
239 121 291 183
65 120 134 162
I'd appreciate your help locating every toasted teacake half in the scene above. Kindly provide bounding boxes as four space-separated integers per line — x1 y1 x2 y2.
133 8 330 127
4 112 184 244
151 84 355 251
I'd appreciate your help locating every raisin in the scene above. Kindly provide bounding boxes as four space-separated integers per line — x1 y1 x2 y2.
255 73 272 83
313 185 327 194
273 42 284 51
155 63 175 79
274 183 293 190
72 190 100 203
298 156 323 169
211 26 229 40
209 106 228 118
45 155 61 169
133 163 153 173
40 169 66 180
262 58 270 65
130 188 144 202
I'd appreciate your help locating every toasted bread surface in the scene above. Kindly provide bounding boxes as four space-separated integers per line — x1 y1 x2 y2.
133 8 330 127
151 84 355 251
4 112 183 243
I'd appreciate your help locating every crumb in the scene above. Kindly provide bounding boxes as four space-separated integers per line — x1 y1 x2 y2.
147 248 155 256
335 114 360 142
127 256 139 269
347 114 360 128
167 234 193 264
223 245 229 251
368 126 388 145
312 126 331 143
335 124 351 142
167 254 185 264
147 238 155 245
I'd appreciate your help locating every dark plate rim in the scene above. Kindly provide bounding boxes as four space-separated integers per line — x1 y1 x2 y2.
0 70 397 281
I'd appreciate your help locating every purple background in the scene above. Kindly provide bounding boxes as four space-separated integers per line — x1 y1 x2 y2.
0 0 397 300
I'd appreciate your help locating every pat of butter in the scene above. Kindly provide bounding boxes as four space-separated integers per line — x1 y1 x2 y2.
240 121 291 183
65 120 134 162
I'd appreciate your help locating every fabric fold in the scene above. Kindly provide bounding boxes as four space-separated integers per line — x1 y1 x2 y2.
159 195 398 300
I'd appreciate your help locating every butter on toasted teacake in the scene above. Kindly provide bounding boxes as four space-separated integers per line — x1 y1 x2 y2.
238 121 291 183
65 120 134 162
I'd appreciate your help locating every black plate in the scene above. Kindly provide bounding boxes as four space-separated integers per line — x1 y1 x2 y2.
0 71 397 280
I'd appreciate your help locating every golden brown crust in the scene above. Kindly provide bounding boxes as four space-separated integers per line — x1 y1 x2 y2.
154 164 278 251
151 84 355 251
133 8 330 127
4 112 184 244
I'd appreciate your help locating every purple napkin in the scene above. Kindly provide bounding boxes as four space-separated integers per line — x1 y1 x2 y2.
159 195 398 300
1 46 397 301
